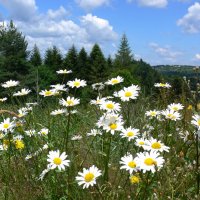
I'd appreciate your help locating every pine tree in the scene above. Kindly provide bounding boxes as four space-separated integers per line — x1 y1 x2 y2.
0 20 29 75
30 44 42 67
115 34 133 67
77 47 89 80
88 44 107 84
44 46 62 71
63 45 78 78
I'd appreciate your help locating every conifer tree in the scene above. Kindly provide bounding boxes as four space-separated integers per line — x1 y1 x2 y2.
88 44 107 84
77 47 89 80
63 45 78 78
30 44 42 67
44 46 62 71
115 34 133 67
0 20 29 75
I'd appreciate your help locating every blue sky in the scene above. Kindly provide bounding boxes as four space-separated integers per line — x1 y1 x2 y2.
0 0 200 66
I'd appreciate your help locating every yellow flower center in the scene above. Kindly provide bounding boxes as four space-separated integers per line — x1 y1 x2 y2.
151 142 161 149
84 172 94 182
144 158 157 166
173 107 178 111
130 175 140 184
127 131 134 137
187 105 192 110
160 83 166 87
53 157 62 165
197 120 200 126
67 100 74 105
150 112 156 116
3 123 10 129
128 161 136 168
15 140 25 149
74 82 80 87
139 141 144 145
111 79 119 84
45 91 52 96
125 91 132 97
106 103 114 109
109 123 117 130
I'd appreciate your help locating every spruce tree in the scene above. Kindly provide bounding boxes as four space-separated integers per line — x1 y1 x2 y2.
77 47 89 80
30 44 42 67
0 20 29 76
63 45 78 78
44 46 62 71
88 44 107 84
115 34 133 67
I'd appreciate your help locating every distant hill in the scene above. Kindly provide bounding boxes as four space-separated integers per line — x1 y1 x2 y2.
153 65 198 78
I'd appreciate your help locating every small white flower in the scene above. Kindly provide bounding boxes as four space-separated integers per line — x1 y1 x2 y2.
76 165 102 189
71 134 82 141
59 97 80 107
47 150 70 171
120 127 140 141
0 118 15 133
56 69 72 74
105 76 124 85
50 84 67 92
38 128 49 136
87 129 102 136
39 89 58 97
114 85 140 101
154 83 171 88
100 101 121 113
67 78 87 88
168 103 184 111
90 96 107 105
13 88 31 96
51 109 67 115
1 80 19 88
120 154 139 174
191 114 200 130
0 97 7 102
145 110 160 118
25 129 36 137
135 151 164 173
162 109 181 121
143 138 170 152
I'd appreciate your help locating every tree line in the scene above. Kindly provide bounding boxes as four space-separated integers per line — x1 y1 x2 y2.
0 21 161 96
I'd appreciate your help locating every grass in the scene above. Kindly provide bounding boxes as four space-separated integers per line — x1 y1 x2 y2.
0 78 199 200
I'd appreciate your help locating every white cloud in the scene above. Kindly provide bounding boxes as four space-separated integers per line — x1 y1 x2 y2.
1 6 118 56
128 0 168 8
195 53 200 60
81 13 118 42
76 0 110 10
177 2 200 33
0 0 37 21
149 42 182 62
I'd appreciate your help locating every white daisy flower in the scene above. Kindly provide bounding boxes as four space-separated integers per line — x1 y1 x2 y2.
143 138 170 152
38 128 49 136
56 69 72 74
67 78 87 88
50 109 67 115
90 96 107 105
135 151 164 173
87 129 102 136
71 135 82 141
154 83 171 88
59 97 80 107
0 118 15 133
25 129 36 137
120 154 139 174
76 165 102 189
191 114 200 130
135 138 147 147
13 88 31 96
100 101 121 113
97 113 124 135
120 127 140 141
50 84 67 92
114 84 140 101
145 110 160 118
92 82 105 91
105 76 124 85
0 97 7 102
162 109 181 121
168 103 184 111
1 80 19 88
39 89 58 97
47 150 70 171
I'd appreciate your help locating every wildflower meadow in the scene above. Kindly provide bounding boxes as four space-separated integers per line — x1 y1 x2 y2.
0 70 199 200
